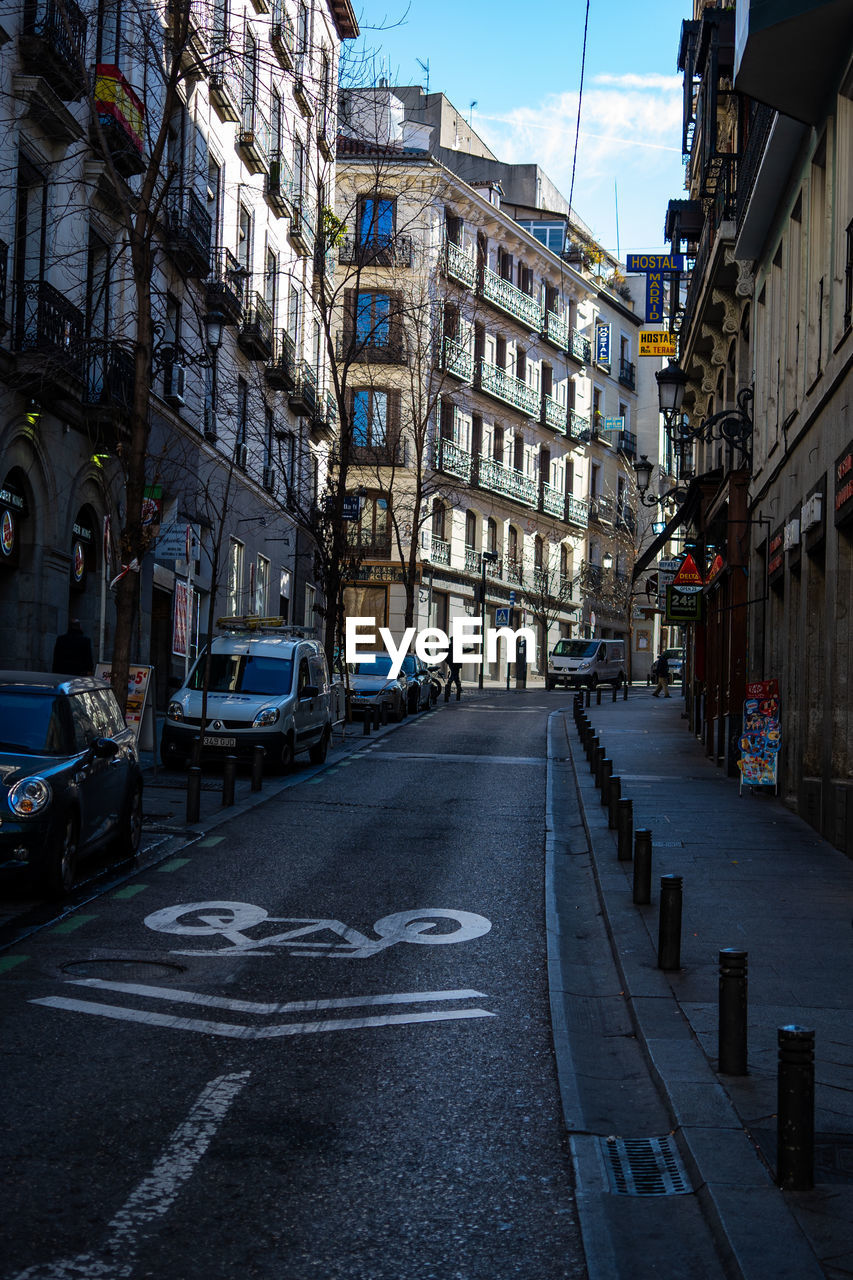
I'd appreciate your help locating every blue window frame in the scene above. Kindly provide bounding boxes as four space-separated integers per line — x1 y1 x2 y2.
352 389 388 446
356 292 390 346
360 197 394 245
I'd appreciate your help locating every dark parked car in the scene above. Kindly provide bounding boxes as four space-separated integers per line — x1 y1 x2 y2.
399 654 433 713
347 655 407 721
0 672 143 896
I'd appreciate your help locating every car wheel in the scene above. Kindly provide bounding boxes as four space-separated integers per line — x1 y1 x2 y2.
45 812 79 898
394 696 406 723
117 782 143 859
308 727 330 765
279 735 295 773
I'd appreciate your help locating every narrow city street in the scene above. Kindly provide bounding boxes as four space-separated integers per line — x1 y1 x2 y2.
0 694 586 1280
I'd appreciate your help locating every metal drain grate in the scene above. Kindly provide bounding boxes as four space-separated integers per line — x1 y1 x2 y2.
601 1135 692 1196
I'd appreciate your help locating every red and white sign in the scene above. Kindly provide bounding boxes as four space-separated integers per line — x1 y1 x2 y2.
672 553 704 591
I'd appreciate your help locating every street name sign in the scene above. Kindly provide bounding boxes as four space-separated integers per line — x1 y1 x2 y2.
602 416 624 432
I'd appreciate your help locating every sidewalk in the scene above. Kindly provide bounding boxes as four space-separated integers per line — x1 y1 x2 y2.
556 686 853 1278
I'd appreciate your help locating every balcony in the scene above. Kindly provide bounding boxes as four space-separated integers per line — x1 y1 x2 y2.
541 483 565 519
288 361 318 417
84 339 134 415
290 200 316 256
310 388 336 442
480 266 543 331
94 65 146 177
348 535 392 560
339 234 413 268
350 442 402 467
442 337 473 383
544 310 569 350
429 538 450 566
270 0 294 67
437 438 473 483
209 45 241 122
504 556 523 584
444 240 476 289
734 0 846 125
21 0 87 100
265 151 294 217
616 505 636 535
317 108 335 162
477 455 537 508
265 330 298 390
13 75 85 144
0 241 8 338
478 359 540 417
618 358 636 390
568 328 591 364
588 494 615 525
164 188 212 278
206 247 245 325
166 0 210 77
13 279 85 389
237 291 273 361
541 393 567 435
337 331 407 365
566 496 589 529
569 409 590 442
236 100 270 174
464 548 481 573
617 429 637 459
293 74 313 118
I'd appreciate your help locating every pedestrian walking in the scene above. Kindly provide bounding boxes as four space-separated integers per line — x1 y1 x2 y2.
444 658 463 702
52 619 94 676
652 650 671 698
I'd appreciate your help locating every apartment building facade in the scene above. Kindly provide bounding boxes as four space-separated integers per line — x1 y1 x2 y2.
335 87 642 679
0 0 356 701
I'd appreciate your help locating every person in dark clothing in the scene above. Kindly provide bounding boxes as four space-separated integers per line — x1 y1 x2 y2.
652 650 670 698
52 619 94 676
444 659 463 702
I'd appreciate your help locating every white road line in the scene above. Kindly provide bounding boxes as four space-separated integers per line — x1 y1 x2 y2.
361 751 544 765
10 1071 249 1280
65 978 487 1014
31 996 495 1038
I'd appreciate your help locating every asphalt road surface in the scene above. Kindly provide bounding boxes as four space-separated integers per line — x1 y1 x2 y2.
1 693 586 1280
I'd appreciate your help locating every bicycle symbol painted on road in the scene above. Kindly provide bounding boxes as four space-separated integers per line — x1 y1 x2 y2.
144 901 492 958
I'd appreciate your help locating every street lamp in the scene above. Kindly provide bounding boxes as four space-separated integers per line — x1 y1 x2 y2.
655 359 688 428
479 550 499 690
634 453 690 509
656 359 754 469
203 310 225 353
602 550 613 571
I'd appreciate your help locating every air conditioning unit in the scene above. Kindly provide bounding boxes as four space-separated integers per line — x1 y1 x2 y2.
236 442 248 470
262 465 277 493
203 410 218 442
165 362 186 406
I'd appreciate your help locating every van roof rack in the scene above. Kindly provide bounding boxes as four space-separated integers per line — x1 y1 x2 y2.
216 616 316 638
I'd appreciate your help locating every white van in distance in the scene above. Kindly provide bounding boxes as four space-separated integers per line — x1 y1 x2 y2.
546 638 627 690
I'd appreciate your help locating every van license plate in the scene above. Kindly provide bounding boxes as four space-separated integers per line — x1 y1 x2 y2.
203 735 236 748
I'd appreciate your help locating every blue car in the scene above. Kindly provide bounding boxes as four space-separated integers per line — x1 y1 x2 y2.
0 672 143 896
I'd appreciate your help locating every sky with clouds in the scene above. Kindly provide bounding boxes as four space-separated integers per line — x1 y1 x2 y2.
351 0 690 259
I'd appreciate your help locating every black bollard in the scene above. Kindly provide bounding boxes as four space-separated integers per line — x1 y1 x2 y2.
381 700 388 726
251 745 264 793
590 740 601 775
612 684 618 702
607 775 622 827
186 766 201 824
373 704 381 730
222 754 237 808
584 687 591 708
599 757 613 799
363 710 371 735
633 830 653 903
617 798 633 861
596 686 602 705
776 1026 815 1190
718 950 748 1076
657 874 682 970
623 682 629 701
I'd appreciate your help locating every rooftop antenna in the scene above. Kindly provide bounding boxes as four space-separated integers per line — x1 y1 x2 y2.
416 58 429 95
469 99 477 126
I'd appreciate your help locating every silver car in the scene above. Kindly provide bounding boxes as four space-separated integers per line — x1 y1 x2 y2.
347 654 407 722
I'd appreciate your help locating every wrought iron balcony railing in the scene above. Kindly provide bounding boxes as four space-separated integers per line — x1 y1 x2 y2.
236 99 271 174
480 265 543 331
442 337 473 382
569 408 590 441
270 0 295 67
477 455 538 507
85 338 134 410
566 496 589 528
618 358 636 389
206 247 245 323
542 393 567 434
541 483 565 519
478 359 540 417
445 240 477 288
464 548 481 573
544 310 569 349
265 329 298 389
21 0 88 99
437 438 473 483
237 291 274 360
429 537 451 566
14 279 85 377
265 150 294 216
617 429 637 459
209 44 242 121
165 188 212 277
338 234 413 268
569 328 591 363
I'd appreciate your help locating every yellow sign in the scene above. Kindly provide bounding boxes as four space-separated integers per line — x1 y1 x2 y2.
639 330 677 357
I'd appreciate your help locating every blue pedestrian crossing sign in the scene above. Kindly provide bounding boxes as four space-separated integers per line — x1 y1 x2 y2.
495 608 511 627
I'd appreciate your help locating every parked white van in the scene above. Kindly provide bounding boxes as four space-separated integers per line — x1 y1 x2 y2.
161 620 332 771
546 638 627 690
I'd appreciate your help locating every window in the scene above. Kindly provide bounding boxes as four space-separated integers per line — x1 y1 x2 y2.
465 511 477 549
265 406 275 467
97 0 123 63
265 247 277 321
516 220 567 254
86 232 111 342
534 535 544 570
228 538 244 614
243 27 258 105
207 156 222 244
356 291 391 348
352 388 387 446
288 283 300 341
487 517 497 555
432 500 446 542
255 555 270 615
237 377 248 447
297 0 309 52
845 218 853 333
507 525 518 564
359 196 394 246
238 203 252 276
440 398 456 442
348 493 389 551
493 425 504 464
15 155 47 341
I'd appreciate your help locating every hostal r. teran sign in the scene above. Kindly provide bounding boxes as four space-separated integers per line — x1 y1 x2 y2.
835 439 853 526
